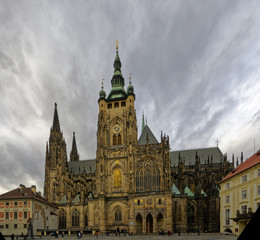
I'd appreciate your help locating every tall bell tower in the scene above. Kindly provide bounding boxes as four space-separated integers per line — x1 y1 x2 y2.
96 44 137 197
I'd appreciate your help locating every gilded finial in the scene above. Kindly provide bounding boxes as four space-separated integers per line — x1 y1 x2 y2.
116 40 119 50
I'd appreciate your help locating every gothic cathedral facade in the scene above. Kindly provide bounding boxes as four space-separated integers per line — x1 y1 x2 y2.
44 46 233 234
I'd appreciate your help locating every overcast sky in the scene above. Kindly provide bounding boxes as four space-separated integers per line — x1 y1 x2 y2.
0 0 260 194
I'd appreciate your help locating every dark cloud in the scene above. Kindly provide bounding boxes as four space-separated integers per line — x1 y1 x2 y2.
0 0 260 193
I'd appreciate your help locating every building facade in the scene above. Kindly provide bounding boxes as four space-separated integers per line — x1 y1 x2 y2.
220 151 260 236
43 46 233 234
0 185 58 236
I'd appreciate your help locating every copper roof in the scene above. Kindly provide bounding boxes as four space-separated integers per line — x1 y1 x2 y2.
220 150 260 183
0 186 58 208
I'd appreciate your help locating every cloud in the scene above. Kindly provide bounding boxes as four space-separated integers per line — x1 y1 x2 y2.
0 0 260 194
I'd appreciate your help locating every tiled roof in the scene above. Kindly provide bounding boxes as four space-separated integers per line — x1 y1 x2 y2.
170 147 224 167
220 150 260 183
0 186 57 208
68 159 96 175
138 125 158 145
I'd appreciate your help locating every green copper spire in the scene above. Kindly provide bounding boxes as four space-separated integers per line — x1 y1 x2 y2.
107 42 127 101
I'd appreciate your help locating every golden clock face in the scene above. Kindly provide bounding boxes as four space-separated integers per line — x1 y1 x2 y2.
113 124 121 134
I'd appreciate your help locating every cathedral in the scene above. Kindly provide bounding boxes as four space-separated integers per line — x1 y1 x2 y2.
43 45 233 234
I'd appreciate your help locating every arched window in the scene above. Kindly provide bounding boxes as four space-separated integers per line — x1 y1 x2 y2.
115 209 122 221
113 168 122 188
187 202 195 226
59 209 66 229
52 183 56 202
135 158 160 192
72 209 80 227
113 135 117 145
118 134 122 145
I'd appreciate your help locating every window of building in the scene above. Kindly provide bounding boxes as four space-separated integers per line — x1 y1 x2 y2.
24 211 27 219
242 205 247 214
242 189 247 199
137 200 140 205
242 175 247 183
258 169 260 177
114 102 119 108
24 224 27 229
226 183 230 189
108 103 112 109
5 212 9 220
121 101 126 107
14 212 18 219
113 168 122 188
14 224 17 229
14 202 18 206
5 202 9 206
24 202 27 206
187 202 195 225
226 195 230 204
85 213 88 227
158 199 162 204
72 209 80 227
113 135 117 145
118 134 122 145
136 158 160 192
115 209 122 221
35 212 39 220
5 224 9 229
225 209 230 225
258 185 260 195
59 209 66 229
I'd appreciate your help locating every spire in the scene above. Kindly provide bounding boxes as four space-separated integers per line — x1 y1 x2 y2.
52 103 60 132
142 112 145 132
107 42 127 101
99 78 106 100
70 132 79 162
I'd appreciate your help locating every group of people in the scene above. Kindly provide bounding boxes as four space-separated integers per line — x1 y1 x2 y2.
159 230 172 235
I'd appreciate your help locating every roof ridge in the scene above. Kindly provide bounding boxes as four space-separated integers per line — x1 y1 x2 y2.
171 146 220 152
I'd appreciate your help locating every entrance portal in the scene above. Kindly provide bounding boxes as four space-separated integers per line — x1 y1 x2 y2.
146 213 153 233
135 214 143 233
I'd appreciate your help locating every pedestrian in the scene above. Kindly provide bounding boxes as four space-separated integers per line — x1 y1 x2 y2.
0 231 6 240
11 234 14 240
96 231 98 239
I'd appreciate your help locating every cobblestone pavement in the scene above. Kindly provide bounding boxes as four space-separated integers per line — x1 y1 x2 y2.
6 233 237 240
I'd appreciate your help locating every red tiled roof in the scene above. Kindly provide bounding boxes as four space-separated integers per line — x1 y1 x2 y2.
220 150 260 183
0 187 58 209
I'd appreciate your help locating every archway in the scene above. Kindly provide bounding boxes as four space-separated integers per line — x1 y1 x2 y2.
146 213 153 233
157 213 163 231
135 214 142 233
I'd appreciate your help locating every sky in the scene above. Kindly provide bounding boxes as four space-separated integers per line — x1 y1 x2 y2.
0 0 260 194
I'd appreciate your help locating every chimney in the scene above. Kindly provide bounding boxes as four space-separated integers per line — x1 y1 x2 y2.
37 191 41 196
241 152 243 164
19 184 25 190
31 185 36 194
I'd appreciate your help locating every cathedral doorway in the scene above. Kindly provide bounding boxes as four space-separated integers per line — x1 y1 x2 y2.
157 213 164 231
146 213 153 233
135 214 142 233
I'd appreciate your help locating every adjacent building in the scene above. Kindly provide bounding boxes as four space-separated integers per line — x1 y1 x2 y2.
43 46 233 234
220 150 260 235
0 185 58 236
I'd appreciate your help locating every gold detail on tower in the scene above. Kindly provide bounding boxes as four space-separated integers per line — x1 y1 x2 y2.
113 168 122 187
